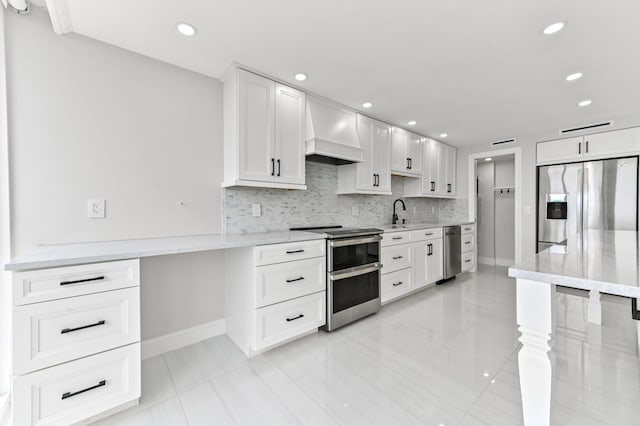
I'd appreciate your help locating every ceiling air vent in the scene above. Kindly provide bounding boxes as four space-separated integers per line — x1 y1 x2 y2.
560 121 613 135
490 138 516 146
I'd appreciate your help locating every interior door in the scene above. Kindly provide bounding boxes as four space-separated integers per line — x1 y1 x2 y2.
274 83 305 185
238 70 275 182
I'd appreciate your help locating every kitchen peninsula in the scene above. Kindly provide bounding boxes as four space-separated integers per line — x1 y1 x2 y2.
509 230 640 426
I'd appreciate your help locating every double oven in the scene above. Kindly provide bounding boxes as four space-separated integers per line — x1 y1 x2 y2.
293 227 383 331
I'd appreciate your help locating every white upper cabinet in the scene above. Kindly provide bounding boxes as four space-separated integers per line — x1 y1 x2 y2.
223 68 306 189
391 127 422 177
405 138 456 198
536 127 640 165
337 114 392 194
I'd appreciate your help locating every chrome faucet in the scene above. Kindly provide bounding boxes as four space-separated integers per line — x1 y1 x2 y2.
392 199 406 225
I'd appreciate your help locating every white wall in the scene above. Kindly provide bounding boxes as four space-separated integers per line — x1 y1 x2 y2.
4 9 226 343
494 157 515 265
5 8 223 254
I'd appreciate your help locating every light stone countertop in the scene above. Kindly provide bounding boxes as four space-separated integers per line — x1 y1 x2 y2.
379 220 475 233
5 231 324 271
509 230 640 298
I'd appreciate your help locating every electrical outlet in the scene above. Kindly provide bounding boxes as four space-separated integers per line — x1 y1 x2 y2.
351 206 360 216
87 199 105 218
252 203 262 217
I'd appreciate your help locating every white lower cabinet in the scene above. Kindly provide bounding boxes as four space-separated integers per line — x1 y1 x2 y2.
381 268 413 302
226 240 326 356
460 223 476 273
462 251 476 272
11 260 142 426
12 343 141 426
255 292 325 350
381 228 443 304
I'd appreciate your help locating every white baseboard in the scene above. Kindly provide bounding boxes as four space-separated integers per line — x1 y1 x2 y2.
477 256 495 266
495 257 515 267
141 319 226 360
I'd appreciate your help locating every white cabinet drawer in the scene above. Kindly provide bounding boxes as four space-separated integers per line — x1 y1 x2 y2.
381 231 412 247
255 257 326 308
462 251 475 272
411 228 443 242
461 224 475 234
254 291 325 351
254 240 325 266
13 287 140 375
12 343 141 426
13 260 139 306
462 234 475 253
381 268 412 303
381 244 412 273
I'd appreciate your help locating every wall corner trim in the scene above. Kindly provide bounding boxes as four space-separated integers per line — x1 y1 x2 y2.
141 318 226 360
44 0 73 34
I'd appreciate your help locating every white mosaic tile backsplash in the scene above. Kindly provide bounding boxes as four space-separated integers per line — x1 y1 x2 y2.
223 161 467 233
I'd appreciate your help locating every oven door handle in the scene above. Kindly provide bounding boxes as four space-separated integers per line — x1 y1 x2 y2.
329 262 382 281
329 235 382 248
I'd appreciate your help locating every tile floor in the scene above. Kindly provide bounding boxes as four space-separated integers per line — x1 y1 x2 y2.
93 265 640 425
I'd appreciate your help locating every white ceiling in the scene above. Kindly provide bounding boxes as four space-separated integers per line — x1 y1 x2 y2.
38 0 640 146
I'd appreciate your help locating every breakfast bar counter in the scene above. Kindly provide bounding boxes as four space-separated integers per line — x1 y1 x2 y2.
508 230 640 426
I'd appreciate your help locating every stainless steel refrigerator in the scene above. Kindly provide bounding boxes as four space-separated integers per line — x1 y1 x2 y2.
537 157 638 252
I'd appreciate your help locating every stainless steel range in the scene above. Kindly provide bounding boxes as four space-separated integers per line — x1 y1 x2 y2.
291 226 383 331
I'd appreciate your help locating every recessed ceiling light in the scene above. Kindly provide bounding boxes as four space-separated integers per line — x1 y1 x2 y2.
408 121 416 126
543 22 565 35
578 99 592 107
176 22 197 36
294 73 307 81
362 102 373 109
440 133 448 138
566 72 583 81
485 158 492 162
483 372 490 377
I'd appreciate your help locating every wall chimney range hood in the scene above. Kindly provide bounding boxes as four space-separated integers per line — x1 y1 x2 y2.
305 97 364 164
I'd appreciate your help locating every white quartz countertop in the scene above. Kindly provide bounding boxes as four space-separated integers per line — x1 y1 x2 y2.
379 220 474 233
509 230 640 298
5 231 324 271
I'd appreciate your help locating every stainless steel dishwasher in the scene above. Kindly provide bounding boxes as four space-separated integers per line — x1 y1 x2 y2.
440 225 461 282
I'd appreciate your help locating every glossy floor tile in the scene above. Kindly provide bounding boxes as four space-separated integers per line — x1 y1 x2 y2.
92 265 640 425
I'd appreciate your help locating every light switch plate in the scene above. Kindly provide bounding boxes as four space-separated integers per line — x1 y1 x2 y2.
252 204 262 217
88 199 106 218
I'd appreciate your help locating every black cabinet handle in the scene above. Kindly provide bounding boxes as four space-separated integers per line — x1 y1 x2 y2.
392 281 403 287
392 236 403 240
578 142 581 154
430 181 435 192
425 232 434 236
60 276 105 286
376 174 380 186
465 241 471 245
465 259 472 263
61 320 106 334
277 159 281 177
61 380 106 400
271 158 275 176
409 158 412 169
392 255 403 260
427 243 433 256
286 277 305 283
447 183 452 193
586 140 589 153
286 249 304 254
286 314 304 322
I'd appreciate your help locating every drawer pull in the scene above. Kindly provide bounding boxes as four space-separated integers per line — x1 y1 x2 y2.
286 249 305 254
286 314 304 322
465 241 471 244
465 259 472 263
392 281 403 287
61 320 106 334
392 236 403 240
60 276 105 286
286 276 305 283
425 232 434 236
392 255 403 260
61 380 106 400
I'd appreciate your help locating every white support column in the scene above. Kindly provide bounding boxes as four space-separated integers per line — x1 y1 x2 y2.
587 290 602 325
516 278 556 426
